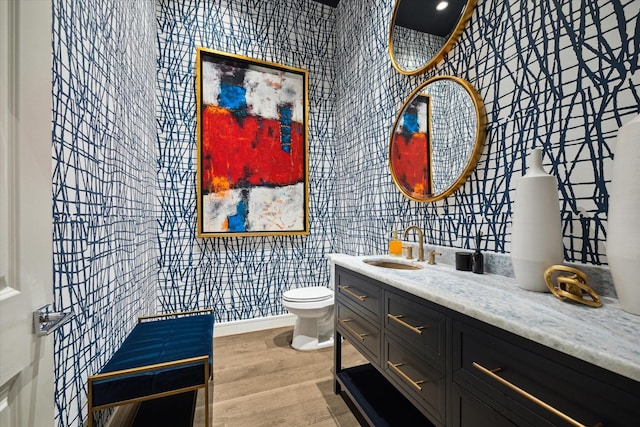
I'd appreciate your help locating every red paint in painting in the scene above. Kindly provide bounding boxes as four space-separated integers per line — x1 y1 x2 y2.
391 132 430 197
201 105 304 192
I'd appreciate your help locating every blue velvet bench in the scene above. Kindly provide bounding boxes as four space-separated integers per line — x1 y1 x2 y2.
87 309 214 427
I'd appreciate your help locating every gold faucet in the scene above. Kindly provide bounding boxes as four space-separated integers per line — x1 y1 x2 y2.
428 250 442 265
403 225 425 262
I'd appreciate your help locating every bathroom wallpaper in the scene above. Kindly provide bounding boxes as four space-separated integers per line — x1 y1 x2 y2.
334 0 640 265
51 0 158 425
50 0 639 425
392 25 445 71
155 0 337 321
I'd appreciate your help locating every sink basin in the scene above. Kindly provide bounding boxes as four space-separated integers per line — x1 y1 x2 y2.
363 259 423 270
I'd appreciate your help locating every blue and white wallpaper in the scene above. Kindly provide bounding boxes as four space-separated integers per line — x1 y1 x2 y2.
50 0 639 425
334 0 640 264
392 25 445 71
155 0 337 321
52 0 158 425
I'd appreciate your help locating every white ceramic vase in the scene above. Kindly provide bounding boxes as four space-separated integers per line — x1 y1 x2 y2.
511 148 564 292
608 113 640 315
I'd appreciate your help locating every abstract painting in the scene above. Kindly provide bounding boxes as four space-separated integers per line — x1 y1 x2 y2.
195 47 309 237
390 93 432 200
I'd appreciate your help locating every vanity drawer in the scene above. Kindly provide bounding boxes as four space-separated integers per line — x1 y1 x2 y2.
384 336 446 425
453 319 640 427
385 290 446 365
336 302 380 363
336 268 381 322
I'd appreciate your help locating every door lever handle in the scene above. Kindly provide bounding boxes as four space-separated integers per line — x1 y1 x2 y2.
33 305 73 336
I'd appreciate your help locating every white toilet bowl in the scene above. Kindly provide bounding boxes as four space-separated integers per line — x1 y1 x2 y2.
283 286 334 351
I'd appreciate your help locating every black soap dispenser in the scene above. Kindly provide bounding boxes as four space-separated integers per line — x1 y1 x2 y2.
472 232 484 274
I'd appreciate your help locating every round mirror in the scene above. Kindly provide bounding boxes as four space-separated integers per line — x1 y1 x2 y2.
389 76 486 202
389 0 476 75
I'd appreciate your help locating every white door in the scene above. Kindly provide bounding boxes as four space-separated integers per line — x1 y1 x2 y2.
0 1 54 426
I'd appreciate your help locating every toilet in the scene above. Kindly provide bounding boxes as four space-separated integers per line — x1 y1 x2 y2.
282 286 334 351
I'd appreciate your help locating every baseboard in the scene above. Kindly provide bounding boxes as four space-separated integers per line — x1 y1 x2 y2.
214 314 296 337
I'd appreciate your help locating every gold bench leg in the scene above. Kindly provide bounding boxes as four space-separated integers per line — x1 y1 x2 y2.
205 361 211 426
88 381 94 427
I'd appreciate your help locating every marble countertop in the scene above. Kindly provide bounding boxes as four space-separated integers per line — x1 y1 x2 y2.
329 253 640 382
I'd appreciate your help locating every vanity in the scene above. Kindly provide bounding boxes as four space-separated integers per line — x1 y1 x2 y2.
331 254 640 427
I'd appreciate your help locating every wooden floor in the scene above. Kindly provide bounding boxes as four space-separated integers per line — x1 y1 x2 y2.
193 327 368 427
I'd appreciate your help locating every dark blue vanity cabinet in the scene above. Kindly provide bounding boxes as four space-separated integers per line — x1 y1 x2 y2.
333 265 640 427
334 266 441 426
451 318 640 427
383 290 447 424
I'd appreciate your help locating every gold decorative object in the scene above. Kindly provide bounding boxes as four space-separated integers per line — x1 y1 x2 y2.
543 265 602 308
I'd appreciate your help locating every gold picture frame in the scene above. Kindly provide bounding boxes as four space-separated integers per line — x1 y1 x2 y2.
195 47 309 237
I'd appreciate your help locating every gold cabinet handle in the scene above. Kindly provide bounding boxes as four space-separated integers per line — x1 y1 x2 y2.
473 362 603 427
387 360 426 391
339 285 368 302
387 313 425 334
338 318 368 341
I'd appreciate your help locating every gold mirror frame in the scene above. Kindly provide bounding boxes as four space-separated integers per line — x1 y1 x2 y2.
389 75 486 202
388 0 477 75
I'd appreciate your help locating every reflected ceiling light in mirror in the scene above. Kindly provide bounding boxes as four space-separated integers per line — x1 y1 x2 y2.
436 2 449 11
388 0 476 75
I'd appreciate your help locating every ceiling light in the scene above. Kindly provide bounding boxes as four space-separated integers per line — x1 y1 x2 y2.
436 1 449 11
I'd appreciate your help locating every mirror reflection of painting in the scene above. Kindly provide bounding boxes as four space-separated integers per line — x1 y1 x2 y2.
196 48 309 237
389 76 486 203
390 94 431 198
